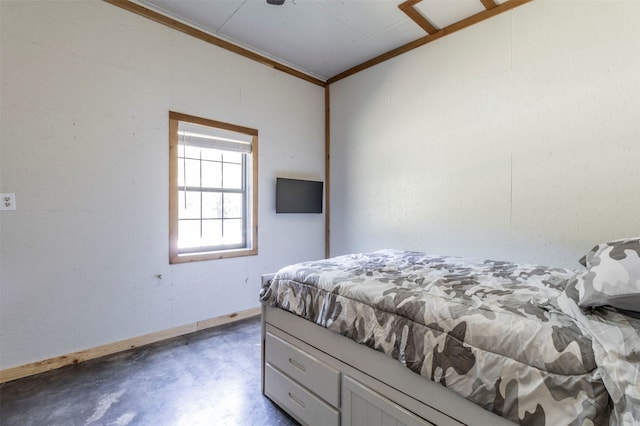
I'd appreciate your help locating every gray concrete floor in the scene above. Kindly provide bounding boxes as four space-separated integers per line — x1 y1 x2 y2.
0 317 298 426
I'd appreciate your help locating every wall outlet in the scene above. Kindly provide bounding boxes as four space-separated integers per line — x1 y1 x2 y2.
0 193 16 211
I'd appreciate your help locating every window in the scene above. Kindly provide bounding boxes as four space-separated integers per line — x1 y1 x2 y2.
169 112 258 263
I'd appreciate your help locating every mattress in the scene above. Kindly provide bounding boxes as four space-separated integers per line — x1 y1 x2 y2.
260 249 640 425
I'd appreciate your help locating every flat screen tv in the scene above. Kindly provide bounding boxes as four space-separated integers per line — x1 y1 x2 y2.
276 178 323 214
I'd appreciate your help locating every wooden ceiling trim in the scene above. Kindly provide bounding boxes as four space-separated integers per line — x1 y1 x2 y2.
328 0 532 84
103 0 327 87
481 0 499 10
398 0 439 35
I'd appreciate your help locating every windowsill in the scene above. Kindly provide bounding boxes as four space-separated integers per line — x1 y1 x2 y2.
170 247 258 264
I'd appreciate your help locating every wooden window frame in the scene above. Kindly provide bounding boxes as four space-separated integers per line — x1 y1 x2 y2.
169 111 258 264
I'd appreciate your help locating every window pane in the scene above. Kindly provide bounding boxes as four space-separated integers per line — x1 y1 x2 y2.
202 219 222 246
184 145 201 159
201 160 222 189
178 191 201 219
178 220 201 249
223 219 243 245
223 193 243 218
202 192 222 219
223 163 243 189
224 151 242 164
184 159 201 187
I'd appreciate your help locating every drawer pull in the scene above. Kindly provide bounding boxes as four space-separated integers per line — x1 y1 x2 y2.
288 392 306 409
288 357 306 372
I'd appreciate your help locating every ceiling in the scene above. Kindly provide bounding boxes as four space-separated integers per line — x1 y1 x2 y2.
128 0 525 83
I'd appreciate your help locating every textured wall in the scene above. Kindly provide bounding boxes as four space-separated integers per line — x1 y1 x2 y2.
0 1 324 369
330 0 640 267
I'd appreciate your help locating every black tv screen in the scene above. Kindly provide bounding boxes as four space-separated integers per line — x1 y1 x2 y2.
276 178 323 214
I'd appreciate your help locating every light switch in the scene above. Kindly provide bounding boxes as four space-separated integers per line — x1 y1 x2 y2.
0 193 16 211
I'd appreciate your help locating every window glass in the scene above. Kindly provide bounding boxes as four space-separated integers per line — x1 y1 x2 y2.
178 220 201 249
201 220 223 247
178 191 201 220
224 193 243 218
223 219 243 245
202 192 222 219
201 161 222 189
223 163 243 189
183 159 201 187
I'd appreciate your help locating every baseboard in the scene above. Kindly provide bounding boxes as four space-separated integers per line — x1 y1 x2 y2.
0 306 261 384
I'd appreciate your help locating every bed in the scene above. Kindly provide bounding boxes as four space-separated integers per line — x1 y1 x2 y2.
259 239 640 426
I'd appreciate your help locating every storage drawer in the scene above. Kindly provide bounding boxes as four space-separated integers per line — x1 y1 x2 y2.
266 332 340 407
342 376 434 426
265 363 340 426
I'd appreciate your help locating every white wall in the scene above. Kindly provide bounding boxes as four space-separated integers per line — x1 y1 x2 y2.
330 0 640 267
0 1 324 369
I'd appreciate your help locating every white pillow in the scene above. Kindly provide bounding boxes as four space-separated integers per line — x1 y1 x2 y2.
575 237 640 312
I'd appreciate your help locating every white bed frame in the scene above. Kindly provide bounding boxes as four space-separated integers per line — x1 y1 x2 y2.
260 275 516 426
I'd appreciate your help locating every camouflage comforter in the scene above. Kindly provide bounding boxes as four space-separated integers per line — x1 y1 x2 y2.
260 249 640 425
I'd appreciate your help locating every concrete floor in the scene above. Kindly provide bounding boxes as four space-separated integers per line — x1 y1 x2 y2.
0 316 298 426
